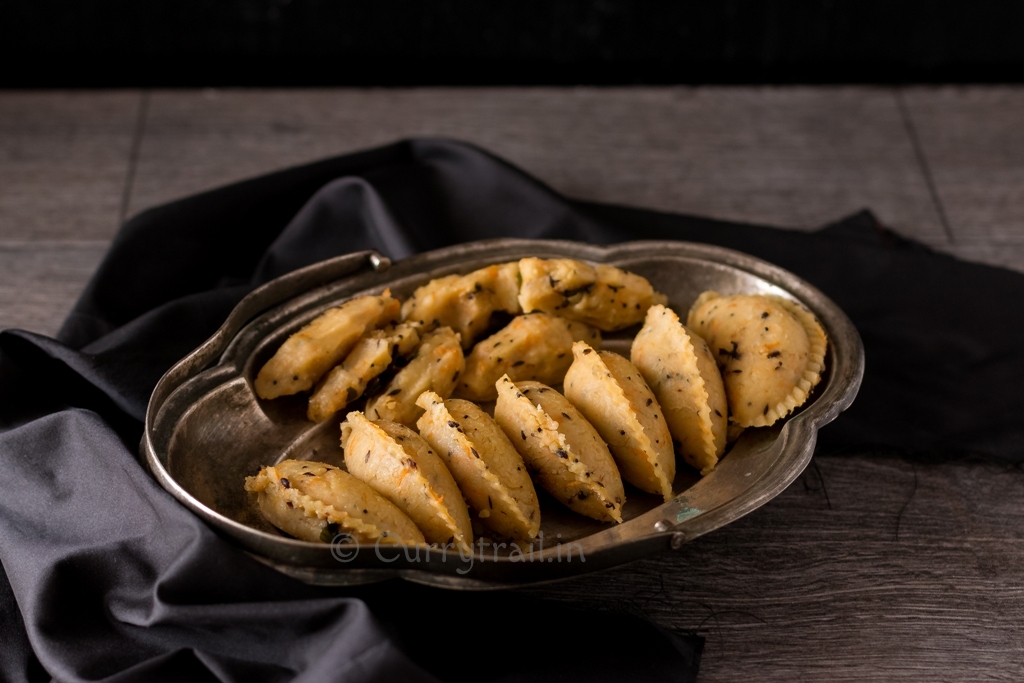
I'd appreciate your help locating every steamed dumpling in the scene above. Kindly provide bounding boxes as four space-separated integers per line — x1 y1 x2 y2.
564 341 675 500
244 460 425 546
493 375 625 523
517 258 667 331
416 391 540 540
687 292 827 428
631 304 727 475
342 411 473 552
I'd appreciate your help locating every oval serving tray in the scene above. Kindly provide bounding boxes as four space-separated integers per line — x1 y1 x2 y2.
142 239 864 589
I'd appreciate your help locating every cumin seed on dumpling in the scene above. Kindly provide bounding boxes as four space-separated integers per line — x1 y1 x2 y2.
416 391 540 540
687 292 827 429
631 304 727 476
493 375 625 523
564 341 675 500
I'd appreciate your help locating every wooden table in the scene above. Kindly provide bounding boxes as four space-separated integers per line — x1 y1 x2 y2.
2 87 1022 681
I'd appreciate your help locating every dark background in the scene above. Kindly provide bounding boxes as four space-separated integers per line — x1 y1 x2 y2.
4 0 1023 87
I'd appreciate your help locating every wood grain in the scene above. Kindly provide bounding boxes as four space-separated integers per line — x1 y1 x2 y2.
522 453 1024 682
128 87 948 245
902 87 1024 245
2 88 1024 681
0 91 140 241
0 241 109 336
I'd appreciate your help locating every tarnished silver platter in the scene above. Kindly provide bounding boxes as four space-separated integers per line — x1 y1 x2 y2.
142 239 864 589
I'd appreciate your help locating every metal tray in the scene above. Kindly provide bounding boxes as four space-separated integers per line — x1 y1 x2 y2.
142 239 864 589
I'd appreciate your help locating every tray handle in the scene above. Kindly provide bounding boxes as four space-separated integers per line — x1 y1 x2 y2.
149 251 390 411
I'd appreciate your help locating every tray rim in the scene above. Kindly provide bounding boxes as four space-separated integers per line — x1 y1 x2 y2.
142 238 865 590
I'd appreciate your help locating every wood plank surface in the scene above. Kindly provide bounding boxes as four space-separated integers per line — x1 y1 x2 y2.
523 453 1024 682
0 242 109 336
2 87 1024 681
903 87 1024 245
128 87 949 245
0 91 139 241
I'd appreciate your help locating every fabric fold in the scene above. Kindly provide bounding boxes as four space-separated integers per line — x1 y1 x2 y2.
2 139 719 683
2 137 1021 682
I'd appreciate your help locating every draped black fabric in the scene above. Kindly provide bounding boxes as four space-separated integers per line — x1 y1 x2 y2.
1 138 1021 681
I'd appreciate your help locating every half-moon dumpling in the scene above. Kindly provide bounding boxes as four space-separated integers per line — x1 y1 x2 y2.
631 304 728 475
364 326 465 426
455 312 601 402
517 258 667 331
416 391 540 540
687 292 827 428
244 459 425 546
563 341 675 500
400 262 522 348
255 291 400 399
307 322 421 423
341 411 473 552
493 375 625 523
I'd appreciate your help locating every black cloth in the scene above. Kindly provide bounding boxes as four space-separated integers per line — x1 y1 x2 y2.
1 138 1021 682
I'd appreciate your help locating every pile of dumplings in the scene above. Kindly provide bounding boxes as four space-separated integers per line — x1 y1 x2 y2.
245 257 828 551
